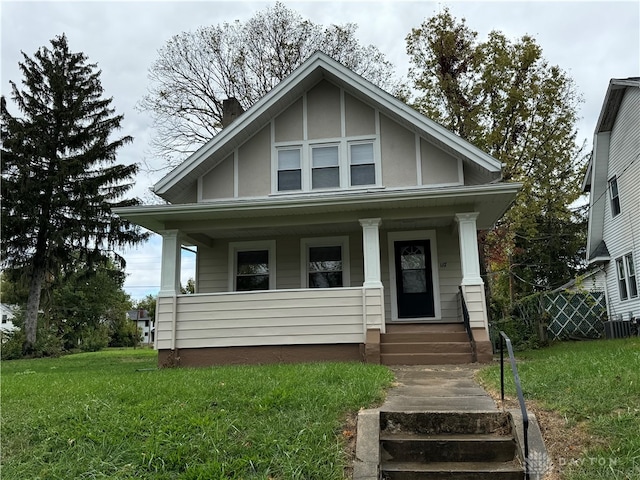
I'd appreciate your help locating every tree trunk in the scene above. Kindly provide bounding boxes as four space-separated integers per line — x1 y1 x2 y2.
24 263 46 354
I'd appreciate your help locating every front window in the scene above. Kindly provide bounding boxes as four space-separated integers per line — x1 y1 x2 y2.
301 237 350 288
308 246 343 287
616 253 638 301
311 145 339 189
236 250 270 291
350 142 376 186
609 176 621 217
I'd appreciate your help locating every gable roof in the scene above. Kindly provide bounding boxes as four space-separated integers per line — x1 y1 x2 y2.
153 52 504 204
583 77 640 192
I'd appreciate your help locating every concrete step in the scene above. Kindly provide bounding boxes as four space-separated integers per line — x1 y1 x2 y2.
385 323 466 333
381 342 472 355
380 460 523 480
381 412 512 436
381 332 471 343
380 432 517 463
381 352 474 365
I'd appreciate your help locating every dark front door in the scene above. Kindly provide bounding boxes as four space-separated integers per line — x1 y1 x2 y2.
394 239 435 319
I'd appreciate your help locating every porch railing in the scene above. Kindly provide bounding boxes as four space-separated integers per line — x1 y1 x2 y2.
458 286 477 363
499 331 530 480
156 286 385 350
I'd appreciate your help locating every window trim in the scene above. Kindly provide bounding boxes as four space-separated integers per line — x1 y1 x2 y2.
228 240 276 292
608 175 621 217
300 236 350 288
616 252 638 301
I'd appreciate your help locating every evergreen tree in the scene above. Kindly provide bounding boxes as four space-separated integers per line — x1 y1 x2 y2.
1 34 148 354
406 10 587 312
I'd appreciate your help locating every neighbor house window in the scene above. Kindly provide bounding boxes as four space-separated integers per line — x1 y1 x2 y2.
311 145 340 189
609 176 621 217
277 148 302 191
349 142 376 186
301 237 350 288
229 241 276 291
617 253 638 300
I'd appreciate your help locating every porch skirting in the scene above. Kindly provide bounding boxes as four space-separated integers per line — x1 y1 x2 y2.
159 343 364 367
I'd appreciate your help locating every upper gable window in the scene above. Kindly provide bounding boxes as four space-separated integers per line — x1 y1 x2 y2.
312 145 340 189
350 142 376 186
273 138 379 193
277 148 302 191
609 176 621 217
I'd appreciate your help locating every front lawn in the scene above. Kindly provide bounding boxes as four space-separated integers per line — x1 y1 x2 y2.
1 349 393 479
478 338 640 479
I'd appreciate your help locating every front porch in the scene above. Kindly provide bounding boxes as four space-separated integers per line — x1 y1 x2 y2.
116 187 519 367
154 212 493 367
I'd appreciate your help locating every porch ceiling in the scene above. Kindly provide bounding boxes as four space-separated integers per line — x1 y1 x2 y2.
116 183 521 246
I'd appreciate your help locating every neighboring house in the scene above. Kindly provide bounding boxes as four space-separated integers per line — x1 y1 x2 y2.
0 303 18 334
127 309 154 345
116 53 521 367
554 267 607 294
583 77 640 323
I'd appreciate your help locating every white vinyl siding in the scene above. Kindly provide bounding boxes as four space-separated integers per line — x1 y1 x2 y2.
601 86 640 319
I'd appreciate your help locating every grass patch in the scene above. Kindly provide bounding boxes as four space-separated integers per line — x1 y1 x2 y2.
1 349 393 479
478 338 640 479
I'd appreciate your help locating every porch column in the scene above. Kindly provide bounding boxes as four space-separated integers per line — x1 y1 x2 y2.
360 218 384 362
455 213 483 286
359 218 383 288
159 230 182 297
455 213 491 354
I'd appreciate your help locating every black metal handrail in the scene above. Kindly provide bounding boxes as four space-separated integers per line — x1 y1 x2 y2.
499 331 530 479
458 286 477 363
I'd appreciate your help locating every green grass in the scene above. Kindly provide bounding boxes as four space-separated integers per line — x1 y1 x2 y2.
1 349 393 479
478 338 640 479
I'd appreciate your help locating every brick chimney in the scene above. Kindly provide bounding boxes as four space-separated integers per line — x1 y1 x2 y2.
222 97 244 128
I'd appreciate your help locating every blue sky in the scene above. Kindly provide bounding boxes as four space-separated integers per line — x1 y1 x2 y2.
2 0 638 300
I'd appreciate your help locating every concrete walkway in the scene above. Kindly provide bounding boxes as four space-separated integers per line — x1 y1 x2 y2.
353 364 500 480
353 364 547 480
381 364 498 412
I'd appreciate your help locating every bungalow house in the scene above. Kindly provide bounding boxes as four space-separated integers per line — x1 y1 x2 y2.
583 77 640 327
116 53 520 367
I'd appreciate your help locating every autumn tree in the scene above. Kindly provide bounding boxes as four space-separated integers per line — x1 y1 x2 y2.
1 34 148 354
139 2 403 169
406 10 587 311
